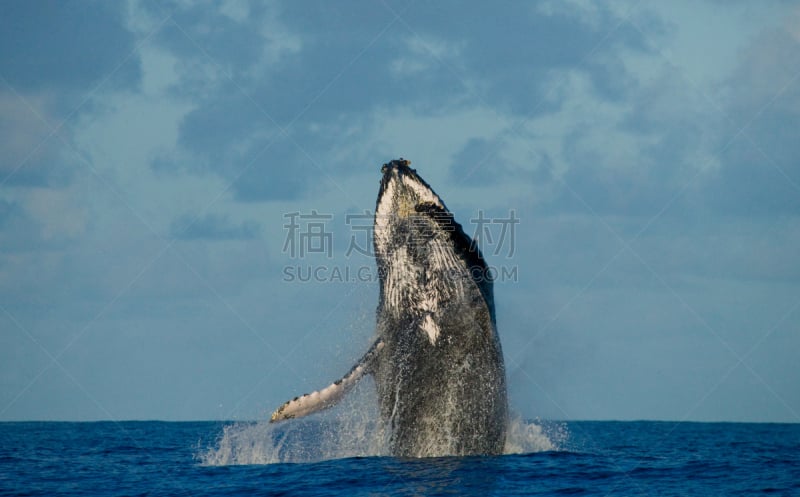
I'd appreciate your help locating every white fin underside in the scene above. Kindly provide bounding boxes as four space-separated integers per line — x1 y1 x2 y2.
270 340 384 422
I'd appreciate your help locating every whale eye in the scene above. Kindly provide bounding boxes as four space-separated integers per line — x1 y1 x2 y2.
415 202 438 213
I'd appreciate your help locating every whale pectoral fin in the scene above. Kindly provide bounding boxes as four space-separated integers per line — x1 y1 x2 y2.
269 338 384 423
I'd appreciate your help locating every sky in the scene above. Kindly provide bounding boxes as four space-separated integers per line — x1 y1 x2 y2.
1 0 798 423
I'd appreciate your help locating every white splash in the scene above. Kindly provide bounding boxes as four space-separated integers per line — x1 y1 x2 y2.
199 382 390 466
199 386 563 465
504 414 567 454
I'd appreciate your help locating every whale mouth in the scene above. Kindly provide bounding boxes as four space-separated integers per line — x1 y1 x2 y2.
377 159 445 215
372 158 492 297
374 159 448 259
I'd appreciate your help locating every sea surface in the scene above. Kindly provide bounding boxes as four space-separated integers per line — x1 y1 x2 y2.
0 419 797 496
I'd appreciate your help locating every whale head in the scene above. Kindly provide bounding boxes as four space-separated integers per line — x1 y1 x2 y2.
373 159 494 343
374 158 445 258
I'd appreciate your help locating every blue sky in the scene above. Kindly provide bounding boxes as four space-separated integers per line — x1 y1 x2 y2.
1 1 798 422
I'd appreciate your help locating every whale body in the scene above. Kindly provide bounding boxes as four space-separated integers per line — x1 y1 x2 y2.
271 159 508 457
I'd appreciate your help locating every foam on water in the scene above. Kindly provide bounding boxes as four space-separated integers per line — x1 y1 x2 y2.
200 385 563 465
504 414 567 454
199 383 390 465
199 307 564 464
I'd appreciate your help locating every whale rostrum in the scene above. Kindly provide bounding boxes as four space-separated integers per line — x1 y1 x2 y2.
270 159 508 457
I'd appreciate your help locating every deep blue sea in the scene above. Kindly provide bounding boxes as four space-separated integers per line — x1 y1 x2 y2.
0 420 797 496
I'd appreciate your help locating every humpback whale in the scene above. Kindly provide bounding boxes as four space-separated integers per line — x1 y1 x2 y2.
271 159 508 457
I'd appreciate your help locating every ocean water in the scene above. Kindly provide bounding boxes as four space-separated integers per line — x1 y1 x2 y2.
1 419 797 496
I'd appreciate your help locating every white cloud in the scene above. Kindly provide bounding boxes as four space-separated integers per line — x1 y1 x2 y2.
791 6 800 42
245 5 303 79
727 27 800 114
535 0 609 27
390 36 464 75
139 45 181 96
364 105 505 182
0 91 60 176
219 0 249 23
73 90 197 231
3 0 799 423
25 185 88 240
